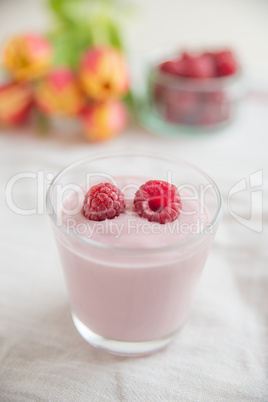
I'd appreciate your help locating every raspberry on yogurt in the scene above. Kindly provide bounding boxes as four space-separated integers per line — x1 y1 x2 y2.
134 180 182 224
82 182 125 221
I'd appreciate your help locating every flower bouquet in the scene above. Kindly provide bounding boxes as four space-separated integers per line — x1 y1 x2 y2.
0 0 131 141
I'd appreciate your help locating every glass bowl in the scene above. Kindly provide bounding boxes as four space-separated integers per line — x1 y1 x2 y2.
134 53 247 135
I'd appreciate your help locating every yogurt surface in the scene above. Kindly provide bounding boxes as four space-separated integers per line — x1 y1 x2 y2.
61 176 209 249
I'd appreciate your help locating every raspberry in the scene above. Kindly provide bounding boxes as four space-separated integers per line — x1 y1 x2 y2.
159 60 185 76
214 50 237 77
82 183 125 221
134 180 182 224
180 52 215 79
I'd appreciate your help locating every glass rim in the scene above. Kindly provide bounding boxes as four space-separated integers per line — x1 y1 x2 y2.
46 151 223 254
147 48 243 88
151 66 243 91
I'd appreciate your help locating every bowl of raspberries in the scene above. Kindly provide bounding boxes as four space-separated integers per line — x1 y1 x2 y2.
146 50 245 131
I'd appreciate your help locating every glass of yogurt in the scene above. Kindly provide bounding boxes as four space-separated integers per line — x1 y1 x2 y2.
46 152 222 356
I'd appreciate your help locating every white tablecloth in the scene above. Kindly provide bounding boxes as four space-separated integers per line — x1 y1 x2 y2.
0 95 267 400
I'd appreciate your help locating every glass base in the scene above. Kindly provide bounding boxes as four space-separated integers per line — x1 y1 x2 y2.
72 313 177 357
137 98 233 137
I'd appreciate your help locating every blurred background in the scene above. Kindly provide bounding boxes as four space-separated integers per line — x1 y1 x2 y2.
1 0 268 72
0 0 268 140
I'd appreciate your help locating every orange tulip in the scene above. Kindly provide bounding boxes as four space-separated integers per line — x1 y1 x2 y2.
3 34 52 81
80 46 129 100
34 68 85 116
82 100 128 141
0 82 32 126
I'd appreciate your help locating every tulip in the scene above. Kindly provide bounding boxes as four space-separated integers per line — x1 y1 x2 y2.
3 34 52 81
80 46 129 100
0 82 32 126
82 100 127 141
34 68 85 116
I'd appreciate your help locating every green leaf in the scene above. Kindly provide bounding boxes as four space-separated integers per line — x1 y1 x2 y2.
47 0 135 69
107 21 123 49
48 0 73 24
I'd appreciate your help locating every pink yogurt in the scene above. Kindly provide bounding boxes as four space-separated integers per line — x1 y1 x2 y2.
55 176 213 342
